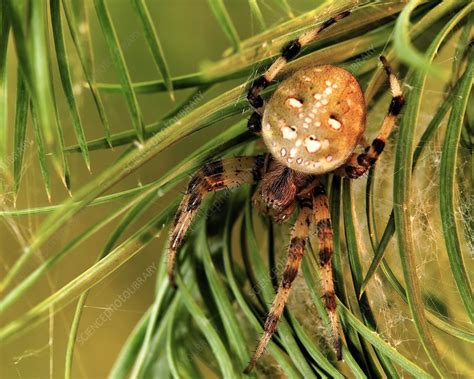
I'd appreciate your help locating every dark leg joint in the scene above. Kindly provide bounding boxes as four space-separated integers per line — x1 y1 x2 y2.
186 192 202 211
264 312 279 332
289 237 305 253
210 180 225 190
335 10 351 20
248 95 263 109
202 161 224 176
247 76 270 108
322 291 336 311
252 154 266 181
187 175 203 193
320 10 350 31
357 153 376 167
345 165 359 179
379 56 392 75
319 246 333 266
298 197 312 209
372 138 386 155
357 153 368 166
282 267 299 288
388 95 405 116
316 218 331 231
281 39 301 61
316 219 332 239
313 183 326 196
247 112 262 134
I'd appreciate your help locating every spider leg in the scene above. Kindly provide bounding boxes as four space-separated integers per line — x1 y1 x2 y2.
247 111 262 135
313 181 342 360
340 56 405 178
244 195 313 373
168 155 266 287
246 10 351 110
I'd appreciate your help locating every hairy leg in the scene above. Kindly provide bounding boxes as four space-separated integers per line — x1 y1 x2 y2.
244 195 313 373
339 56 405 178
247 111 263 135
313 181 341 359
168 155 266 286
246 10 351 111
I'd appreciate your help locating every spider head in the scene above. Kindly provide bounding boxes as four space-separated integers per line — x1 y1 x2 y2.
262 65 366 174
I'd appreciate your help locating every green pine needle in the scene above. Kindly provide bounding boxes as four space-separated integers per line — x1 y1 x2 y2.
1 1 472 378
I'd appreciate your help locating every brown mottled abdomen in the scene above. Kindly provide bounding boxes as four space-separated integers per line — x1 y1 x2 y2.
262 65 366 174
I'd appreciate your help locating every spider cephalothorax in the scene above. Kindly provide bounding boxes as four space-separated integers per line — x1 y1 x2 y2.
167 9 404 374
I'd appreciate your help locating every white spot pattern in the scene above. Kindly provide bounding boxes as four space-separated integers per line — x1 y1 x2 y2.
304 137 321 153
286 98 303 108
281 126 297 139
328 117 342 130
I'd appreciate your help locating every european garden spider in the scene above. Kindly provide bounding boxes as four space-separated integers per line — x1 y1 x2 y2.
167 10 404 373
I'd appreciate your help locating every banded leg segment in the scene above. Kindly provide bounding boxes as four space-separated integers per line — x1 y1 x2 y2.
246 10 351 110
244 196 313 373
342 56 405 179
247 111 262 134
313 182 341 360
168 155 266 286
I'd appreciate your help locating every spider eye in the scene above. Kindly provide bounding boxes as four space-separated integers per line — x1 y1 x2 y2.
328 114 342 130
290 126 297 132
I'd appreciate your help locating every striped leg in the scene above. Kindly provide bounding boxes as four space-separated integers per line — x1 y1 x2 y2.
168 155 266 287
244 196 313 373
341 56 405 179
246 10 351 111
313 181 341 360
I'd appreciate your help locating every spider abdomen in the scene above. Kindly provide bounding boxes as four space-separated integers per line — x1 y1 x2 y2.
262 65 366 174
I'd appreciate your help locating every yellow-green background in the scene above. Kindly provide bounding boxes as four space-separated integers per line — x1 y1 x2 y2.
1 1 472 378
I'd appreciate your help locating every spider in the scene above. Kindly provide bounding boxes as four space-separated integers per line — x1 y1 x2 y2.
167 10 404 374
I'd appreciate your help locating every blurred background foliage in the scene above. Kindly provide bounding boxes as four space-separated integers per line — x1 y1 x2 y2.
0 0 473 378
